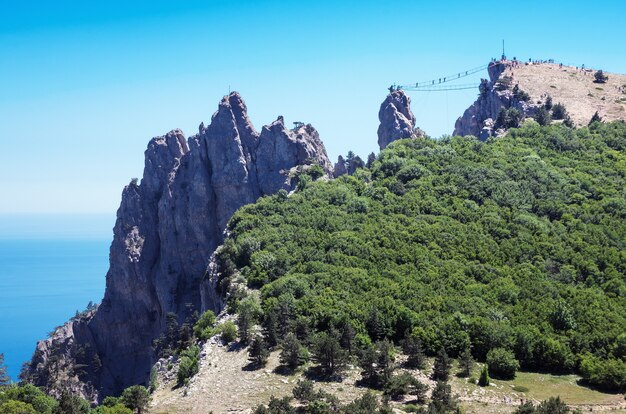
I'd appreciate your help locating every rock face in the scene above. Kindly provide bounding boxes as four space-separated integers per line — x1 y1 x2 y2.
453 61 539 139
377 90 426 150
25 92 332 400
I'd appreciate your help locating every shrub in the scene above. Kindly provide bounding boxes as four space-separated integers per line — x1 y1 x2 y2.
486 348 519 379
177 345 200 385
193 310 217 341
589 111 603 125
384 372 418 400
219 321 237 343
292 379 315 402
594 70 608 83
534 107 552 126
579 354 626 391
551 103 567 120
478 365 490 386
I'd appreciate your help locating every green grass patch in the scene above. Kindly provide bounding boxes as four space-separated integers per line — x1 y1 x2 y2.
512 385 529 392
596 87 604 91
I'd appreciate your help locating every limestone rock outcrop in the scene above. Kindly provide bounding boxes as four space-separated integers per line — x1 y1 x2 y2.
453 61 539 139
25 92 332 400
377 90 425 150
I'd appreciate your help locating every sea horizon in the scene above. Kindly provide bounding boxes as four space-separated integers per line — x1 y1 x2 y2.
0 214 112 380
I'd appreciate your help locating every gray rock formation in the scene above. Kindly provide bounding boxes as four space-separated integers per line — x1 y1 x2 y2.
25 92 332 400
453 61 539 139
377 90 426 150
333 155 347 177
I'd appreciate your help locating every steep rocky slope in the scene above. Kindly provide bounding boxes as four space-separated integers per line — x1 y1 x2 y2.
454 60 626 139
24 92 332 401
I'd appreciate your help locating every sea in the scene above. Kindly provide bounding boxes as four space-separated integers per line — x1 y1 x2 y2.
0 214 112 381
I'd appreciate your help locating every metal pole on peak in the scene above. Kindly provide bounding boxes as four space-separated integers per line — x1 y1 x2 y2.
501 40 506 61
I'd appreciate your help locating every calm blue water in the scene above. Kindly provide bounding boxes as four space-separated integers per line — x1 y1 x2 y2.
0 215 111 381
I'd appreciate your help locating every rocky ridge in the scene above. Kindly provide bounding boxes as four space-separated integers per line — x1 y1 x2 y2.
25 92 332 401
454 60 626 139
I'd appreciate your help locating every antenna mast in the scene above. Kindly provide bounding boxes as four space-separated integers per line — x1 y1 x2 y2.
501 40 506 60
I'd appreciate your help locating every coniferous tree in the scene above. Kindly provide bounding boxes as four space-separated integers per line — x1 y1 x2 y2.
589 111 603 125
478 365 490 386
458 346 474 378
366 152 376 169
0 353 9 387
54 390 90 414
248 336 270 368
534 107 552 126
279 333 307 370
121 386 151 414
311 331 348 377
403 335 426 369
428 381 457 413
358 345 379 387
432 347 451 381
376 339 396 388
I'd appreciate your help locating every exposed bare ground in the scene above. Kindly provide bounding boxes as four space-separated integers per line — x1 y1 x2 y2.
503 62 626 126
149 338 626 414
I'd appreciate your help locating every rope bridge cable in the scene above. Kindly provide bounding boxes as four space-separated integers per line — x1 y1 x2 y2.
396 63 489 90
401 83 479 92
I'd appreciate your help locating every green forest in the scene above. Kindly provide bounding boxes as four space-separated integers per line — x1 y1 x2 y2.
218 121 626 391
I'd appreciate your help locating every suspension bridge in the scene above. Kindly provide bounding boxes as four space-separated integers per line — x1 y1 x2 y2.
390 63 490 92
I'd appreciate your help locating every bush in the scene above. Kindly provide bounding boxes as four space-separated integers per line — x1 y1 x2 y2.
486 348 519 379
534 107 552 126
218 321 237 343
193 310 217 341
594 70 608 83
177 345 200 385
478 365 490 386
579 354 626 391
551 103 568 120
384 372 418 400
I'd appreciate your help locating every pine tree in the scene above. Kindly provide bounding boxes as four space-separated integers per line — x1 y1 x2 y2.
248 337 270 368
534 107 552 126
428 381 457 413
376 339 395 388
280 333 307 370
358 345 379 386
366 153 376 169
478 365 490 386
458 346 474 378
589 111 603 125
121 385 151 414
432 347 451 381
0 353 10 386
403 335 426 369
311 331 348 377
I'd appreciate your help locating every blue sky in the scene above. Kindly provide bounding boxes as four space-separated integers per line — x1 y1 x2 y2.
1 0 625 215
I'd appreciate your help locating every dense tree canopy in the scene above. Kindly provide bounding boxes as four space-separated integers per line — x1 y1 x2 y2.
219 121 626 391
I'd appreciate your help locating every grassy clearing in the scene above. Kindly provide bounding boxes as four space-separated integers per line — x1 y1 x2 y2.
451 366 624 407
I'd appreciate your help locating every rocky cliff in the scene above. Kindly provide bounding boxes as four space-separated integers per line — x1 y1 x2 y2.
25 92 332 401
454 60 626 139
377 90 425 150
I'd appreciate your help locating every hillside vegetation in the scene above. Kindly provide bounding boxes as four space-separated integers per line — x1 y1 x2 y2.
218 121 626 392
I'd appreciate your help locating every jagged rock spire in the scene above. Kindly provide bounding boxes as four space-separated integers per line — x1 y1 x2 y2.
26 91 332 401
377 89 424 150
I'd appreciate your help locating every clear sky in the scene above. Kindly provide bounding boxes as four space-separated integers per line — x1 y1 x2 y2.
1 0 625 215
